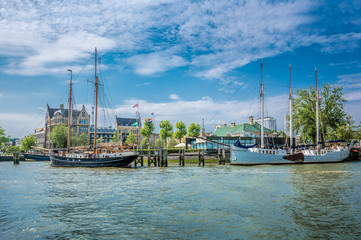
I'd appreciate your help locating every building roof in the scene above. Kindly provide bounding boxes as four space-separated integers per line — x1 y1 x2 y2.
116 117 137 126
213 122 272 137
47 105 83 118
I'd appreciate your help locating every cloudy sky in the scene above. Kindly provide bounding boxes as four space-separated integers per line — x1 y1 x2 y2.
0 0 360 137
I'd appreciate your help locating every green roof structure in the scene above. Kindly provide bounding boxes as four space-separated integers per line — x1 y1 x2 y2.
213 122 272 137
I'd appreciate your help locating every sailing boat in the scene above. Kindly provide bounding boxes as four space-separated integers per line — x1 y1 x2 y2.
230 61 304 165
301 68 350 163
230 62 349 165
50 48 139 167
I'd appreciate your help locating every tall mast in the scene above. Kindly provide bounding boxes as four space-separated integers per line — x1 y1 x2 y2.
67 69 72 152
260 60 264 148
289 65 293 153
315 67 319 149
93 48 98 151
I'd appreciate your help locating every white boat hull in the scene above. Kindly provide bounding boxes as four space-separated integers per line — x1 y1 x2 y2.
302 148 350 163
230 146 350 165
230 146 292 165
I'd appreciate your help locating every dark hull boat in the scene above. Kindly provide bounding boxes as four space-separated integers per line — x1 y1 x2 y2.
24 153 50 161
50 153 138 167
50 48 139 168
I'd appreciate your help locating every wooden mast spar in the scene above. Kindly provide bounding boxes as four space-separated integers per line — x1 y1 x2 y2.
94 47 98 154
67 69 72 152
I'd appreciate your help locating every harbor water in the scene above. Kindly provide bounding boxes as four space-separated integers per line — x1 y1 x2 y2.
1 161 360 239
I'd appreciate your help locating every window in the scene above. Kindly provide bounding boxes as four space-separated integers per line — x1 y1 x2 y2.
82 112 85 117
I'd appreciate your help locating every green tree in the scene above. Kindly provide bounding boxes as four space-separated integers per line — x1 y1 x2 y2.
50 124 67 148
188 123 201 137
174 121 187 143
355 121 361 141
336 125 354 141
141 119 154 150
293 83 347 144
167 137 178 148
125 132 137 145
159 120 173 146
78 133 90 146
70 129 78 147
21 135 37 152
155 139 164 148
0 126 10 149
141 137 149 149
110 131 120 142
6 146 20 153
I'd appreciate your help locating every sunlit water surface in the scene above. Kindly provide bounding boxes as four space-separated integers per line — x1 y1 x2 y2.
1 161 360 239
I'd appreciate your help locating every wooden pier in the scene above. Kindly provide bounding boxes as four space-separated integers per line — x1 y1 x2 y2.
134 148 230 167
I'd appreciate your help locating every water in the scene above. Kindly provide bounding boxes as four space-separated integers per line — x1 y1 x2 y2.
1 161 360 239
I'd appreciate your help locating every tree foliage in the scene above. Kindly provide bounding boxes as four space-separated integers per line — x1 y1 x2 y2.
110 131 120 143
167 137 178 148
50 124 67 148
174 121 187 143
6 146 20 153
141 137 149 149
159 120 173 145
141 119 154 150
21 135 37 152
188 123 201 137
155 139 164 148
355 121 361 141
125 132 137 145
77 133 90 146
293 83 347 143
0 126 10 149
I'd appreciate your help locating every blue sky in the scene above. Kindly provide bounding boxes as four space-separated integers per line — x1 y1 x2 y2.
0 0 360 138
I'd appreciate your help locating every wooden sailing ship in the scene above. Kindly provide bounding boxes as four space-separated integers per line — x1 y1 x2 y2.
50 48 138 167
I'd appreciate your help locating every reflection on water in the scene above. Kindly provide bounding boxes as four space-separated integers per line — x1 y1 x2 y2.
288 164 361 239
0 162 360 239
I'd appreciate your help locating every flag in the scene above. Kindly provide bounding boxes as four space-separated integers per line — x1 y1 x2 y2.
132 121 139 126
133 103 138 108
147 118 153 123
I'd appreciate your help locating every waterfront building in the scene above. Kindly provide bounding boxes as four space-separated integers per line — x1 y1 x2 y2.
254 116 277 131
45 104 90 148
33 127 45 147
115 116 139 143
89 126 116 145
213 117 272 138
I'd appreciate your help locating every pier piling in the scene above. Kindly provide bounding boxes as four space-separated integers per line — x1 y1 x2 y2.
198 150 205 166
179 148 185 166
13 152 20 165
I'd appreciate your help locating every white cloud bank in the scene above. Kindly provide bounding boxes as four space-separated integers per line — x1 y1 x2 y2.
1 0 359 81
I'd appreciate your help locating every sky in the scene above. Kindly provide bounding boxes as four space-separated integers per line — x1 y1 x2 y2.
0 0 361 138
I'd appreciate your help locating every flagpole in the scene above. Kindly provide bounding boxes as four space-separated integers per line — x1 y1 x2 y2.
152 113 155 147
137 102 141 146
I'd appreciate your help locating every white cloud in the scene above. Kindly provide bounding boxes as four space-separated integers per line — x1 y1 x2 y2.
136 82 152 87
110 95 289 132
0 113 43 138
128 51 187 76
337 72 361 84
0 0 360 82
336 72 361 101
169 94 181 100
